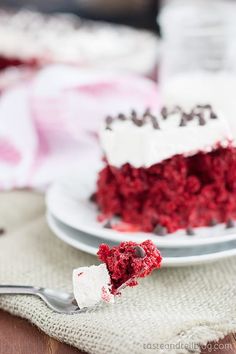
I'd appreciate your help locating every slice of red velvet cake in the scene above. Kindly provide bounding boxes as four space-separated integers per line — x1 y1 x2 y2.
95 105 236 235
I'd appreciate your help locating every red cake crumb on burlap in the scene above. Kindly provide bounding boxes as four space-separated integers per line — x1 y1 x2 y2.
97 240 162 293
95 147 236 233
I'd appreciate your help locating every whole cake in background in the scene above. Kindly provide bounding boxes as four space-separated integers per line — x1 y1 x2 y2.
0 10 157 77
94 105 236 235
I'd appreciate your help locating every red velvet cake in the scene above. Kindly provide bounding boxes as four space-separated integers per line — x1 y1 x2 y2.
95 105 236 235
97 240 162 293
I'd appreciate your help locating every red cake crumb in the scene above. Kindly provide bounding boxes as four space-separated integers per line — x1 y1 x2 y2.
97 240 162 294
95 147 236 233
111 222 141 232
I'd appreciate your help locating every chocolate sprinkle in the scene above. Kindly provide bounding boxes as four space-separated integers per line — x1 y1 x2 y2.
197 104 211 109
131 109 137 118
151 116 160 130
179 117 187 127
198 114 206 126
209 218 218 227
184 112 193 122
105 116 113 125
118 113 126 121
89 193 96 203
131 109 144 127
226 219 234 229
72 298 78 306
161 107 168 119
186 227 195 236
210 111 218 119
103 220 112 229
134 245 146 258
104 104 218 131
0 228 5 236
153 224 167 236
132 117 143 127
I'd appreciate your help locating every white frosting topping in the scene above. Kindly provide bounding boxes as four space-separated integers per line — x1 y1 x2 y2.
100 108 232 168
0 10 158 75
73 264 114 309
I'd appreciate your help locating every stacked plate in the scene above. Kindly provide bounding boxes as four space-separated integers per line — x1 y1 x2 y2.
46 166 236 267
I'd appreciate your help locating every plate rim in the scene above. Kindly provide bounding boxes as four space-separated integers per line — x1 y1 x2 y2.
47 211 236 268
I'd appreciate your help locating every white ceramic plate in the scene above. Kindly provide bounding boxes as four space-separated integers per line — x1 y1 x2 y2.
46 168 236 248
47 211 236 267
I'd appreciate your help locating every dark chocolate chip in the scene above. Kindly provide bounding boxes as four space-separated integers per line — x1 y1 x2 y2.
134 245 146 258
186 227 195 236
226 219 234 229
0 228 5 236
153 224 167 236
132 117 143 127
103 220 112 229
209 218 218 227
136 120 144 127
89 193 96 203
179 118 187 127
143 107 151 117
184 112 193 121
161 107 168 119
72 298 78 306
131 109 137 118
198 114 206 126
105 116 113 125
210 111 218 119
196 104 208 109
150 115 160 130
118 113 126 121
131 110 143 126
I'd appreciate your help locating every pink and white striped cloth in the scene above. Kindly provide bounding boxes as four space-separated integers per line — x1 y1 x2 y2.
0 65 159 190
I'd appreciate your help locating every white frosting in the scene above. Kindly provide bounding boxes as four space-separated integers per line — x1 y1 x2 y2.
73 264 114 309
0 10 158 76
100 109 232 168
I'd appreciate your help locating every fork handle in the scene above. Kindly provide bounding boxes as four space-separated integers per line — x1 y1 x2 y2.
0 285 39 295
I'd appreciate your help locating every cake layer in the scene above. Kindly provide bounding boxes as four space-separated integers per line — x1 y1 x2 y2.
96 147 236 233
100 106 232 168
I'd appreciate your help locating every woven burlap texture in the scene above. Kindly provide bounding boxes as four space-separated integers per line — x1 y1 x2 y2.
0 191 236 354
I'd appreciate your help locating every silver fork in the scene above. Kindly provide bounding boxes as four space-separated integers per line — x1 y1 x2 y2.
0 285 80 314
0 275 139 314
